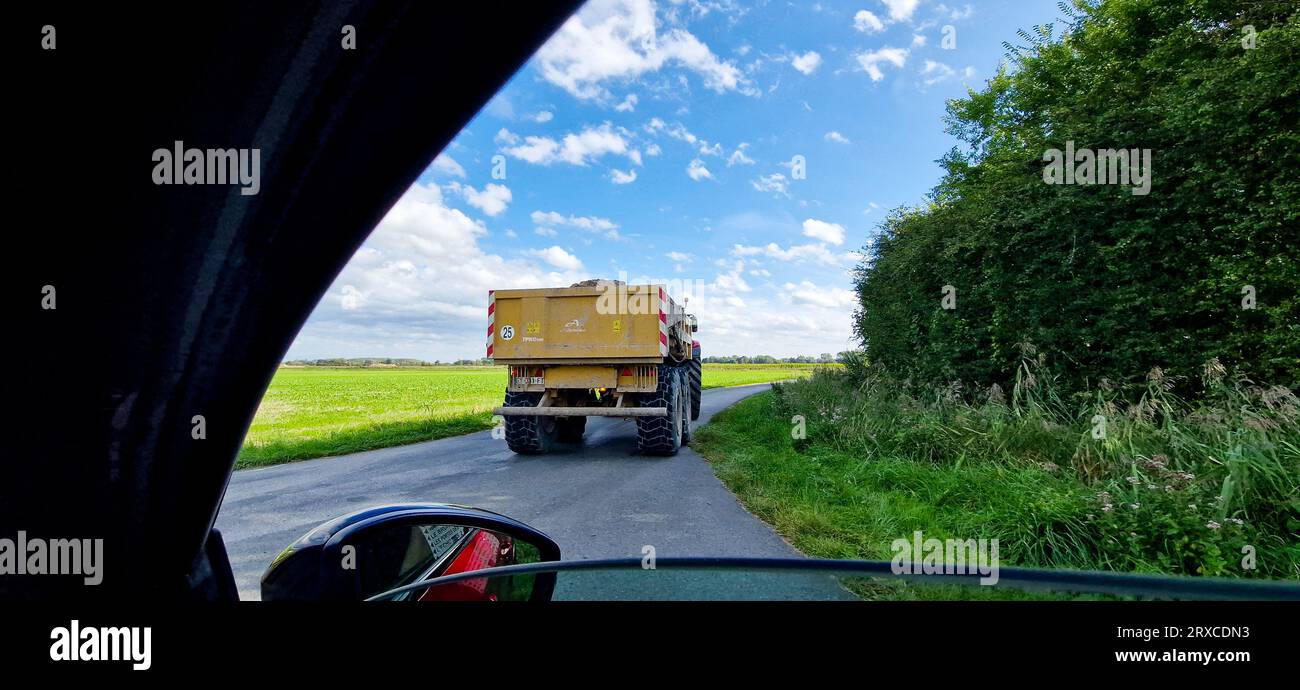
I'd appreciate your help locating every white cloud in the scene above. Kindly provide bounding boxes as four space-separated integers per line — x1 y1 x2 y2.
732 241 853 266
339 285 367 311
529 245 584 270
554 123 631 164
588 256 858 357
687 158 713 181
431 153 466 177
536 0 751 100
533 111 554 123
921 59 956 86
484 93 515 120
446 182 512 217
791 51 822 75
614 93 639 112
801 218 847 245
530 210 618 231
686 279 857 357
727 143 755 166
645 143 662 156
530 210 622 239
698 141 724 157
289 186 859 361
880 0 920 22
666 251 694 262
286 183 590 361
651 120 712 149
610 168 638 184
911 33 927 47
936 3 975 21
751 172 789 197
646 121 741 168
824 131 851 144
712 260 752 293
856 47 908 81
495 128 520 145
783 280 857 309
505 136 559 164
853 9 885 33
667 0 749 21
714 273 750 293
500 122 637 167
535 226 558 237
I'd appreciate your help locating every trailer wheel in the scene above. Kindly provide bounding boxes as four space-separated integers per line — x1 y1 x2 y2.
635 364 681 456
503 391 556 454
688 357 702 421
556 416 586 443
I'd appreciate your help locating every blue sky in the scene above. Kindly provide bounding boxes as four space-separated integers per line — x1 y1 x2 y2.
286 0 1064 361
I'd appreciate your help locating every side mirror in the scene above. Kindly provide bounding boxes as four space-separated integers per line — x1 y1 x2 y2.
261 504 560 601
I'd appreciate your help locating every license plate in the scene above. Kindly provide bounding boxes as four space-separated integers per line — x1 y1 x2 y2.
516 376 544 386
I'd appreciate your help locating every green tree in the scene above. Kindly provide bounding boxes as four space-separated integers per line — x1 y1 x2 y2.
855 0 1299 393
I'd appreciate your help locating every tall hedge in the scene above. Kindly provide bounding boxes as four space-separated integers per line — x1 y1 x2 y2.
854 0 1299 392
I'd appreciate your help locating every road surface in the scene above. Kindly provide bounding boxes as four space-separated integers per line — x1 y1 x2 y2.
216 383 851 600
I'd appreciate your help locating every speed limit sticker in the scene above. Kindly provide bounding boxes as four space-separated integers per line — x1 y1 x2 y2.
500 325 515 340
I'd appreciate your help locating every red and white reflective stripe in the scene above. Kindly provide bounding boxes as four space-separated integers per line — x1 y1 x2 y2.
658 286 669 356
486 290 496 358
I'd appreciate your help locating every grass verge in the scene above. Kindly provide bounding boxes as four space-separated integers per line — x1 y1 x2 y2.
692 362 1300 599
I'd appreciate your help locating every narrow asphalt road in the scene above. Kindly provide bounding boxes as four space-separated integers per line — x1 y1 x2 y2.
216 383 847 600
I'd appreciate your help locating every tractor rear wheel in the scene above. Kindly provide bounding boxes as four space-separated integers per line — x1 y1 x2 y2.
688 357 702 421
635 365 682 456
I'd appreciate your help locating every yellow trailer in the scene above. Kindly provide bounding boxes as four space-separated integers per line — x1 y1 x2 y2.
487 281 700 455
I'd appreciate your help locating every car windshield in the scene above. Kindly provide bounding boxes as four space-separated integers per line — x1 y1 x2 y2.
216 0 1298 603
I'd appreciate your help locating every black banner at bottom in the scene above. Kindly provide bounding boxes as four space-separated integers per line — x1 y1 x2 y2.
0 601 1293 676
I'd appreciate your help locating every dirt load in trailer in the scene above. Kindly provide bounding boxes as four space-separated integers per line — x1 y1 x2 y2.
487 280 701 456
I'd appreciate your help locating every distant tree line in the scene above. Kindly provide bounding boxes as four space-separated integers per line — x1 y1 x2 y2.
701 353 849 364
286 356 848 366
283 357 494 367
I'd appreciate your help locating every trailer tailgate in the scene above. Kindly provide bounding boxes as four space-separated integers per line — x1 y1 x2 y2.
488 285 676 361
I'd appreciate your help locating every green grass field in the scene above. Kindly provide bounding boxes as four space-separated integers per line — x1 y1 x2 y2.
698 363 829 389
237 363 824 467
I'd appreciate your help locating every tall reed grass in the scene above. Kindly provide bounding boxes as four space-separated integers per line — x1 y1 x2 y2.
768 349 1299 578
